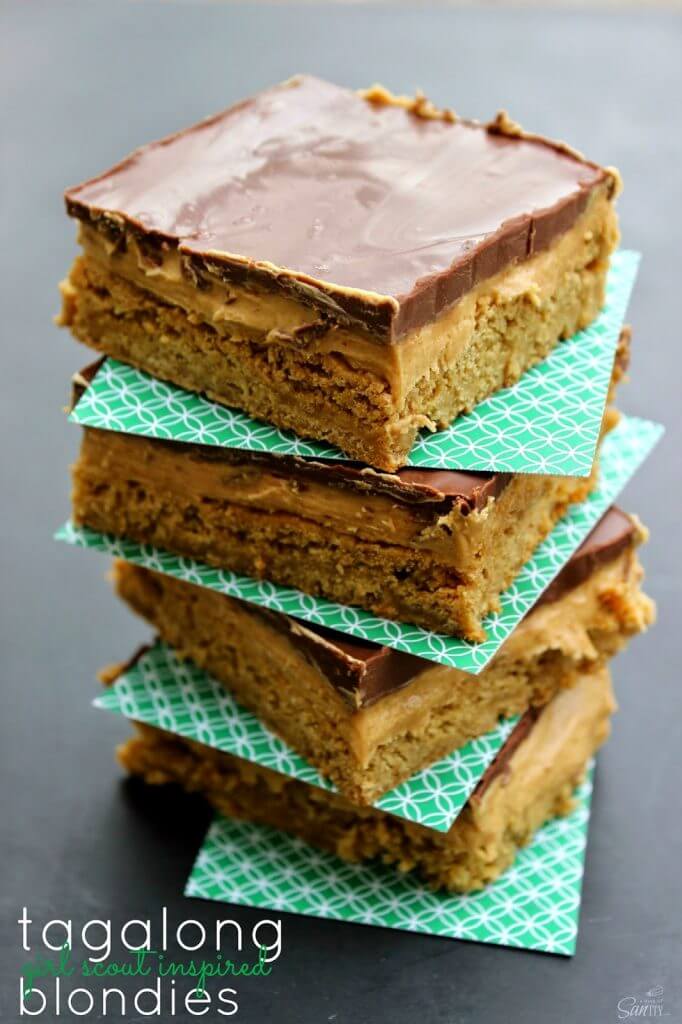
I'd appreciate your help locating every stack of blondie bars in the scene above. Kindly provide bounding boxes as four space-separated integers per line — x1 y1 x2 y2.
56 77 658 909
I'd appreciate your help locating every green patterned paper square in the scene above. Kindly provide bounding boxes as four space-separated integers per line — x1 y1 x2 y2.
185 769 595 956
69 251 639 476
95 641 518 833
55 415 663 675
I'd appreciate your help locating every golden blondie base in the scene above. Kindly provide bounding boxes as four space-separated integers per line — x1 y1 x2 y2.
118 667 616 892
73 426 599 642
59 188 617 472
114 537 652 805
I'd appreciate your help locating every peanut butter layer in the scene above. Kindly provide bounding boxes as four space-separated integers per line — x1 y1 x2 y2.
114 514 653 804
60 77 619 470
124 507 641 709
117 666 616 892
73 423 598 641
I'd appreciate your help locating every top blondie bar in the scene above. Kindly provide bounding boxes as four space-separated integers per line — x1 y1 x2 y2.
60 75 619 471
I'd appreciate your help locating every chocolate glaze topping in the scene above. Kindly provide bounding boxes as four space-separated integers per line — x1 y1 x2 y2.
65 75 610 341
539 506 635 604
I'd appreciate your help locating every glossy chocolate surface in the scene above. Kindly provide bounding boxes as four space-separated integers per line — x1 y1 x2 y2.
65 76 609 340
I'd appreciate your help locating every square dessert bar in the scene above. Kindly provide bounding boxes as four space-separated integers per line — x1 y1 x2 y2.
114 508 653 804
60 75 620 471
73 432 590 642
70 336 627 643
118 666 616 893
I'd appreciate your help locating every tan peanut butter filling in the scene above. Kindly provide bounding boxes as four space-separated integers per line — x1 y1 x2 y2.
123 544 643 769
77 185 615 407
348 548 646 766
78 427 504 563
470 666 615 832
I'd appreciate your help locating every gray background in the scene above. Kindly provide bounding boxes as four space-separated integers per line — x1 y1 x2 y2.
1 2 680 1021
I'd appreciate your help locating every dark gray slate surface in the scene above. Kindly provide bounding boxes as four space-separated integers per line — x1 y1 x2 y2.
1 3 680 1021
